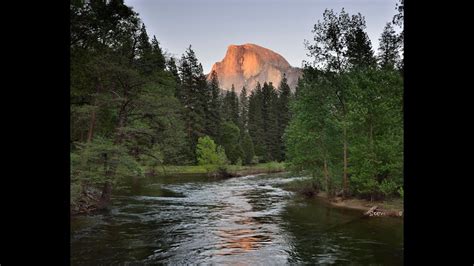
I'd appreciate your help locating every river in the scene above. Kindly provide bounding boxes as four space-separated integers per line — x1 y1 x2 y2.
71 173 403 265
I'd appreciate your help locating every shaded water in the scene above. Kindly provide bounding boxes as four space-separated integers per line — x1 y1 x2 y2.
71 173 403 265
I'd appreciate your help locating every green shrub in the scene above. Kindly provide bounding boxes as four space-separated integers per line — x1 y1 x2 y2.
196 136 228 173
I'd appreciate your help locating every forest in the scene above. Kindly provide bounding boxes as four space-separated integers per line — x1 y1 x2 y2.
70 0 404 212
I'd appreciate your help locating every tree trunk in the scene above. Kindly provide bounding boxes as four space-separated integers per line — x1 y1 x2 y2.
323 158 330 193
87 109 96 142
364 205 378 216
97 182 112 209
343 126 349 197
115 101 129 144
87 79 103 142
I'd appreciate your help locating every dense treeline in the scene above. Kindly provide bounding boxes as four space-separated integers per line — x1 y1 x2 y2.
285 6 403 200
70 0 291 207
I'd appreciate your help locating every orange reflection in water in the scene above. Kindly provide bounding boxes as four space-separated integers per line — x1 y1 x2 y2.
216 216 271 255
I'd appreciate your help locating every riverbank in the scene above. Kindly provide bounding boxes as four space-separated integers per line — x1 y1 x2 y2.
152 162 286 177
317 192 403 217
281 178 403 218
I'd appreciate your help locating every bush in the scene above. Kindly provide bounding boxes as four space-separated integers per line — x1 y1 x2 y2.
398 186 404 198
282 178 320 198
380 179 398 197
196 136 228 173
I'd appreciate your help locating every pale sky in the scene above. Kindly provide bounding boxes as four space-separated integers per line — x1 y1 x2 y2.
124 0 400 73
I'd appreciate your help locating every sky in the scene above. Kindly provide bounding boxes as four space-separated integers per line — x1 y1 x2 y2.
124 0 399 73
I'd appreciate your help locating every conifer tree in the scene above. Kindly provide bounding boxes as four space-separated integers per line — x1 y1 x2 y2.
378 23 401 69
277 74 292 161
239 86 249 131
207 70 222 141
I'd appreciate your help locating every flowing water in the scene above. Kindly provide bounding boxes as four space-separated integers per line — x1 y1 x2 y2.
71 173 403 265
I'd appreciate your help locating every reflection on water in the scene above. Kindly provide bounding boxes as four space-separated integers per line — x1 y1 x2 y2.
71 173 403 265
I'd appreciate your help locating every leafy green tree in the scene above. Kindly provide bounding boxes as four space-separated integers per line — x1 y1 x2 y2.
305 8 375 72
304 8 377 195
346 68 403 200
393 0 404 71
285 68 343 194
196 136 228 173
71 136 142 186
305 8 351 72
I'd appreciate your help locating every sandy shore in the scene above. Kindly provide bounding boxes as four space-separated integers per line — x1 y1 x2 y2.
316 192 403 217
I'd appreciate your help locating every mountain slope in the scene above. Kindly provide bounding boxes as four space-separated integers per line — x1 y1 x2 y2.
207 43 302 94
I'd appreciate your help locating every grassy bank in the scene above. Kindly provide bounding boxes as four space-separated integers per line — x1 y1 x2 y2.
152 162 286 176
281 177 403 217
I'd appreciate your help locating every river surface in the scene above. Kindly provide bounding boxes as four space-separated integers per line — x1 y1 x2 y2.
71 173 403 265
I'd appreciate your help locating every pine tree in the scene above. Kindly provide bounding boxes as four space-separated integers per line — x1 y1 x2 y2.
150 35 166 71
229 84 240 125
248 83 265 161
277 74 292 161
345 14 376 69
378 23 401 70
239 86 249 131
178 46 208 161
136 24 154 74
241 131 255 165
261 82 279 161
207 70 222 141
220 122 243 164
222 84 239 126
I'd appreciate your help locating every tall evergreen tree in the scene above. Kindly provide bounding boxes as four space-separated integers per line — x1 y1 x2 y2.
248 83 265 160
207 70 222 141
150 35 166 71
377 23 400 69
239 86 249 131
230 85 240 125
345 14 376 69
222 84 239 125
276 74 292 161
178 46 208 161
241 131 255 165
261 82 279 161
220 121 243 164
167 57 181 85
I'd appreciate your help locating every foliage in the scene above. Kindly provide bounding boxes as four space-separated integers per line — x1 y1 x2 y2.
286 7 403 200
219 122 243 164
196 136 228 173
398 186 404 198
71 136 142 185
241 131 255 165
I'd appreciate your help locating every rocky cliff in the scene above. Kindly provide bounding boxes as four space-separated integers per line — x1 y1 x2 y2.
207 43 302 94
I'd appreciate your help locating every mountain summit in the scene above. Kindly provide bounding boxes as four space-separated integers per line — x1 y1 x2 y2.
207 43 302 94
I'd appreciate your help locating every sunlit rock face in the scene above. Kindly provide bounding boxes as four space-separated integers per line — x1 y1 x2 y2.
207 43 302 94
